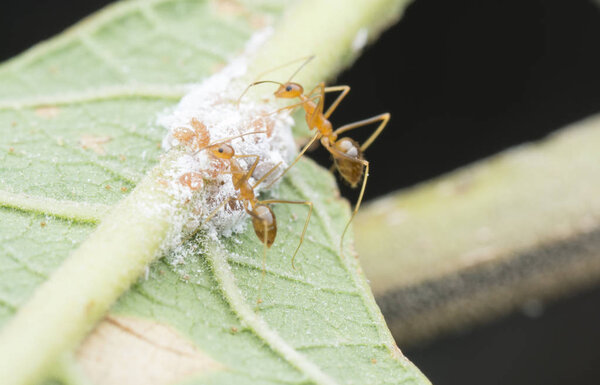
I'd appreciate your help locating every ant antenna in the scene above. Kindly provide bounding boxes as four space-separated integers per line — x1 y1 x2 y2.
254 55 315 83
193 130 267 156
285 55 315 83
237 80 284 106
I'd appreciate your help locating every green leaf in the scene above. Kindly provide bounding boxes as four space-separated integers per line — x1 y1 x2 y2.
0 0 428 384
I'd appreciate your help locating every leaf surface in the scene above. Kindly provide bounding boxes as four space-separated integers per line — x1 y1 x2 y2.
0 0 428 384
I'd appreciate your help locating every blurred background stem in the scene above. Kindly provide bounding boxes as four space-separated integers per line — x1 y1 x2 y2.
356 113 600 346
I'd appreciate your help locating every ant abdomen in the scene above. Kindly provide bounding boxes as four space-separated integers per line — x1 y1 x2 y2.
333 137 364 187
251 205 277 248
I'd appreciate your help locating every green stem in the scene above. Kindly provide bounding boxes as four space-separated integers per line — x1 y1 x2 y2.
245 0 412 88
207 242 338 385
51 354 93 385
0 152 187 385
0 0 413 384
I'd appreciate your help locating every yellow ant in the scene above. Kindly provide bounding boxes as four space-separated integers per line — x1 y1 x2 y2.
172 119 313 303
238 56 390 256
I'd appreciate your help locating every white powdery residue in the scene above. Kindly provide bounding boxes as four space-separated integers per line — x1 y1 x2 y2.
352 28 369 52
166 236 203 267
156 26 297 254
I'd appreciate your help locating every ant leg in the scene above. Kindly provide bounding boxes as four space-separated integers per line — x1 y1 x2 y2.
303 83 349 122
264 93 323 116
265 100 307 116
226 155 260 190
232 154 260 167
305 83 322 98
323 85 351 119
321 141 370 258
264 131 322 189
244 209 271 306
338 159 369 259
252 162 283 189
257 218 269 306
259 199 313 269
333 113 390 152
202 196 236 225
230 155 281 191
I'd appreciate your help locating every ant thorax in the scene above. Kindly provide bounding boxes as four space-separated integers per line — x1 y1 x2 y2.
158 61 296 242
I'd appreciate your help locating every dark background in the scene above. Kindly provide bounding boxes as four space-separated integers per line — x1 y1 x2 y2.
3 0 600 384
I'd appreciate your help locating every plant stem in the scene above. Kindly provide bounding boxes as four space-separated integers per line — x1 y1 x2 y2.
0 152 186 385
245 0 412 88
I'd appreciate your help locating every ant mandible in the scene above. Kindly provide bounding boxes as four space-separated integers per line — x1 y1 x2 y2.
238 56 390 256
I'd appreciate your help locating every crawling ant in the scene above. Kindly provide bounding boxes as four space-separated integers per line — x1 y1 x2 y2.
172 118 313 302
202 141 313 303
238 56 390 256
173 118 260 191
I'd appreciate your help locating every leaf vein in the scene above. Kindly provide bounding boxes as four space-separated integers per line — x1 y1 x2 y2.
139 3 232 61
78 34 129 80
0 189 108 223
0 85 185 110
284 164 403 360
226 255 358 295
207 240 340 385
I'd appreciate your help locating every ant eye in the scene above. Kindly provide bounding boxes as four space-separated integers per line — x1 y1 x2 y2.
285 85 292 92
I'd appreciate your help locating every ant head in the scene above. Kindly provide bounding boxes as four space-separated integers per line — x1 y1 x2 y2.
210 143 234 159
275 82 303 98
